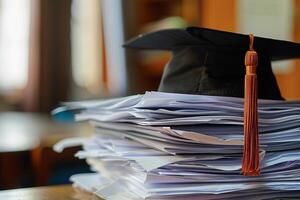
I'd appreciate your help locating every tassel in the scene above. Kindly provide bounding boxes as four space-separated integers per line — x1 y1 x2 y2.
242 34 260 176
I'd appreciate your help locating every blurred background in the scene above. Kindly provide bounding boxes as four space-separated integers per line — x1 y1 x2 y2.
0 0 300 190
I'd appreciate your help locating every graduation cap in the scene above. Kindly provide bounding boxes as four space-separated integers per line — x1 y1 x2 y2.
125 27 300 100
124 27 300 176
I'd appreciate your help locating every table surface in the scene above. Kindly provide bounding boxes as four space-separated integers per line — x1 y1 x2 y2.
0 185 103 200
0 112 92 189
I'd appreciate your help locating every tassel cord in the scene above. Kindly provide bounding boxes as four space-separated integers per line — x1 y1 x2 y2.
242 34 260 176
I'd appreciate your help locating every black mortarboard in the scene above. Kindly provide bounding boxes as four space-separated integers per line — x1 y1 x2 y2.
124 27 300 100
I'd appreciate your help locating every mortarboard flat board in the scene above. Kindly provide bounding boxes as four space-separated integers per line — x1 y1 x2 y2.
124 27 300 100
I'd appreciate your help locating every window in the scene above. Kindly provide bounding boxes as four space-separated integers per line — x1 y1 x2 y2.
71 0 105 96
0 0 31 93
71 0 127 98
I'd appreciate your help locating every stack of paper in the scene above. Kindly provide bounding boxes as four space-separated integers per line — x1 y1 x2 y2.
54 91 300 199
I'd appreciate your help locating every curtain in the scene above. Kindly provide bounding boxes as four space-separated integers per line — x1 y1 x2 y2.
23 0 72 112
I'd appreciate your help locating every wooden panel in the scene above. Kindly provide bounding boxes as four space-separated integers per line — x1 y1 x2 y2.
181 0 201 25
275 0 300 100
199 0 237 32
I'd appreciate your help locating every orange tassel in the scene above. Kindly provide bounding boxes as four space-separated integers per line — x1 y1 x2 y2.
242 34 260 176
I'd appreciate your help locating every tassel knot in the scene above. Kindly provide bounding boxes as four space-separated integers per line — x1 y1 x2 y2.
245 51 258 67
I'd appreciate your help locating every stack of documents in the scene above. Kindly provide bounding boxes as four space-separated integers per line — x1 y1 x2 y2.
54 91 300 199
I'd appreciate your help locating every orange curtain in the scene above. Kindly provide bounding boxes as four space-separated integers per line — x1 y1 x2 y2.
23 0 72 112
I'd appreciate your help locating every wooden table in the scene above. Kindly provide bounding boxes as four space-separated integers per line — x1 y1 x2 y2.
0 112 92 188
0 185 103 200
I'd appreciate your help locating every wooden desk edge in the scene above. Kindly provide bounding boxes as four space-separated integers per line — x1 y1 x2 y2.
0 184 103 200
